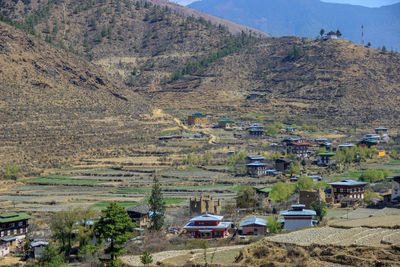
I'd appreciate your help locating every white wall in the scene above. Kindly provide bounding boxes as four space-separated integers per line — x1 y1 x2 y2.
392 181 400 201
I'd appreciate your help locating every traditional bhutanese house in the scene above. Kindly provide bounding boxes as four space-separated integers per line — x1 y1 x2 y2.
126 204 150 228
187 113 207 126
280 204 316 231
240 218 267 235
31 241 49 259
375 127 388 135
0 212 32 252
183 213 231 239
218 118 235 128
357 139 378 149
286 126 297 133
386 176 400 202
246 155 265 163
317 152 336 166
249 128 264 136
287 142 311 158
315 138 328 144
338 143 355 151
320 142 333 151
275 158 293 172
246 161 267 176
328 180 368 203
326 31 338 39
282 137 299 146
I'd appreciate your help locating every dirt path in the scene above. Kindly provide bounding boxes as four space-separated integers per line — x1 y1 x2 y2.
121 245 245 266
174 118 217 144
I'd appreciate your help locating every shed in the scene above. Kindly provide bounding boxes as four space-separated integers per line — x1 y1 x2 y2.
240 218 267 235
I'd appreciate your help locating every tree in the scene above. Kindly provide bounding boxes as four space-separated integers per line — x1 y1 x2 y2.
359 169 388 183
296 176 313 191
148 176 166 231
2 164 19 180
95 203 135 266
140 251 153 266
319 28 325 37
267 216 281 234
269 182 294 202
288 162 300 177
382 45 387 52
367 42 372 47
336 29 342 37
236 186 256 209
310 200 327 221
27 243 65 267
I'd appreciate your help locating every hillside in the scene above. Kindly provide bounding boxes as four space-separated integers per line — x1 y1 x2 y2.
0 21 165 170
152 36 400 126
189 0 400 51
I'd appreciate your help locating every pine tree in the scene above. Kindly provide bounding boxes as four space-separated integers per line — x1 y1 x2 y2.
148 176 165 231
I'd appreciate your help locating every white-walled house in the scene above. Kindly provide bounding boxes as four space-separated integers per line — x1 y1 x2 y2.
280 204 316 231
326 31 338 39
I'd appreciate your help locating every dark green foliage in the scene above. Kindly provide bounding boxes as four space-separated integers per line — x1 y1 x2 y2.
359 169 390 183
1 164 19 180
236 186 256 209
148 176 166 231
140 251 153 265
267 216 281 233
320 28 325 37
95 203 135 266
310 200 327 221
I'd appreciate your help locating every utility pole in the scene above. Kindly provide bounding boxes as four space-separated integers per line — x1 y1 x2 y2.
361 25 364 46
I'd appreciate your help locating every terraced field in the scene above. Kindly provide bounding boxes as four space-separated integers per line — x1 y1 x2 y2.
267 226 400 247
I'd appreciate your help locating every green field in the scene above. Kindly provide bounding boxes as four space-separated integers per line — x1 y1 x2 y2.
114 187 152 194
385 160 400 165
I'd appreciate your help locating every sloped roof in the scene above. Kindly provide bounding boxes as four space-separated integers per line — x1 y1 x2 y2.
126 204 150 214
190 113 206 117
280 207 316 217
190 213 223 221
246 161 267 167
328 180 368 186
240 217 267 227
247 155 265 160
219 118 234 122
0 212 32 223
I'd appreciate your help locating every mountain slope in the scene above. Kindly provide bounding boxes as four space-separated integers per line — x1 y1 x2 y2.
189 0 400 51
0 22 160 169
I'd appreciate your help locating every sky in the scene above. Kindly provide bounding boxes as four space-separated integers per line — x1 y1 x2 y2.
171 0 400 7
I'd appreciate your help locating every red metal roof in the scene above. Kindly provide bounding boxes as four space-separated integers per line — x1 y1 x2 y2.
292 142 310 146
327 31 337 35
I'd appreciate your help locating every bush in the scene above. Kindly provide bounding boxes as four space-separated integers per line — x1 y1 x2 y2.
359 169 390 183
267 216 281 234
296 176 313 191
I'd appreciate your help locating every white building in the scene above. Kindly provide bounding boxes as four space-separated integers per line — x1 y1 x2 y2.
387 176 400 202
326 31 338 39
280 204 316 231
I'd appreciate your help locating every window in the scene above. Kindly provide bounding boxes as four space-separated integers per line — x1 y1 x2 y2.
18 221 23 227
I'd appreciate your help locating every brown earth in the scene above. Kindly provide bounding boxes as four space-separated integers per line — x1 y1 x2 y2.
0 21 171 170
235 239 400 267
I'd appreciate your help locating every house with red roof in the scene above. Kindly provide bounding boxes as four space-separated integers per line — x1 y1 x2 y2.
183 213 231 239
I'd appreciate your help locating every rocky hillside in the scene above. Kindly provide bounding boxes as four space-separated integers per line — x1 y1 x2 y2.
152 36 400 127
0 22 165 169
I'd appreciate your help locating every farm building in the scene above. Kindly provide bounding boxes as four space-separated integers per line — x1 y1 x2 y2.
282 137 299 146
280 204 316 231
248 123 264 130
240 218 267 235
246 155 265 163
187 113 207 126
275 158 293 173
387 176 400 202
357 139 378 148
183 213 231 239
338 143 355 150
126 204 150 228
286 126 297 133
375 127 388 135
31 241 49 259
246 162 267 176
317 152 336 166
218 118 234 128
190 195 221 215
328 180 368 203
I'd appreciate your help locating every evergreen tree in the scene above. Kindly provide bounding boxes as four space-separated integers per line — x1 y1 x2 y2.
336 29 342 37
319 28 325 37
310 200 327 221
140 251 153 266
148 176 166 231
95 203 135 266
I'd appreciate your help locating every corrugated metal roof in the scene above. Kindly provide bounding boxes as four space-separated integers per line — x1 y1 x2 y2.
240 217 267 227
190 213 223 222
328 180 368 186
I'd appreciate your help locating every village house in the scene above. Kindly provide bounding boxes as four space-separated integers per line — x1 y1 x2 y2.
328 180 368 203
187 113 207 126
31 241 49 259
338 143 355 150
286 126 297 133
375 127 388 135
326 31 338 39
280 204 316 231
363 133 381 141
249 128 264 136
190 195 221 215
299 189 326 208
387 176 400 202
0 212 32 255
246 155 265 163
282 137 299 146
126 204 150 228
218 118 235 129
248 123 264 130
317 152 336 166
246 161 267 176
240 218 267 235
183 213 231 239
287 142 311 158
275 158 293 173
357 139 378 149
254 186 272 197
315 138 328 144
320 142 333 152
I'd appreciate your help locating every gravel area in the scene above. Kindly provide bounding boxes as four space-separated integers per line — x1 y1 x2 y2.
267 226 400 247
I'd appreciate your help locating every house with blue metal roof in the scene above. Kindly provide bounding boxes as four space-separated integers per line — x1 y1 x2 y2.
328 180 368 203
280 204 316 231
240 218 267 235
246 161 267 176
